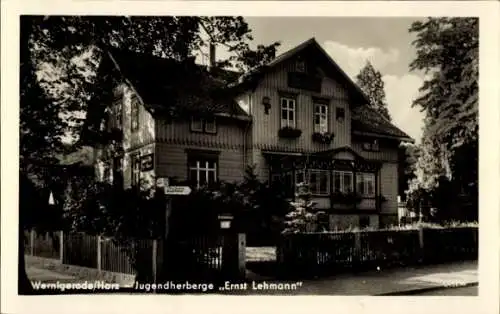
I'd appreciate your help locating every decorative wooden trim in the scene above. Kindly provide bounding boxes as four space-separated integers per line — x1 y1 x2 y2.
158 138 244 150
352 130 414 143
184 148 221 156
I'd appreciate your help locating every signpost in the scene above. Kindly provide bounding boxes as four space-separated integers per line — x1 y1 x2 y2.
164 186 192 196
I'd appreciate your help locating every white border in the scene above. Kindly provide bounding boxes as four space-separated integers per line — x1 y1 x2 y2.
2 1 499 314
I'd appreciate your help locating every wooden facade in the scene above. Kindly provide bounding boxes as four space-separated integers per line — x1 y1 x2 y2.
92 39 409 230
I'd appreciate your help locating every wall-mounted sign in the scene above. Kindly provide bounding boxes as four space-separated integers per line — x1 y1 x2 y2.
140 153 154 171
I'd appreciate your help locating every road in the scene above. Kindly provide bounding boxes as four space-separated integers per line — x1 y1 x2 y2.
414 285 478 296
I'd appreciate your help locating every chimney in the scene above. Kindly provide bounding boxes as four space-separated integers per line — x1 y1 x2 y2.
209 42 216 71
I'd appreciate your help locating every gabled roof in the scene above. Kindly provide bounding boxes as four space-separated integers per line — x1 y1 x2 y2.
105 48 249 119
232 37 413 142
232 38 371 105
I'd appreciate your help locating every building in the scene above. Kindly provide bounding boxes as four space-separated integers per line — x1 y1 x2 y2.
84 38 414 230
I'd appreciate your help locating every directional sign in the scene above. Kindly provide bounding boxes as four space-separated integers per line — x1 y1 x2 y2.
164 186 192 195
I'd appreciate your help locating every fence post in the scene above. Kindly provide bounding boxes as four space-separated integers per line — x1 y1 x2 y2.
30 229 35 256
354 232 361 267
418 227 425 263
97 235 102 271
237 233 246 279
59 231 64 263
152 239 158 283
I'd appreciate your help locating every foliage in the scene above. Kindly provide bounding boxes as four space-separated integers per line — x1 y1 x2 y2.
408 18 478 221
398 143 421 200
282 183 326 234
311 132 334 144
278 127 302 139
355 61 391 121
169 166 291 239
23 16 281 142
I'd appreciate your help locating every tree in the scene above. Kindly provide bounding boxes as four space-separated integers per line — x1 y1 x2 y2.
408 17 478 221
398 143 421 201
356 61 392 121
282 183 326 234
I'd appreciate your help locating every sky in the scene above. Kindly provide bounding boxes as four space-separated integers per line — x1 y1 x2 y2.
201 17 427 143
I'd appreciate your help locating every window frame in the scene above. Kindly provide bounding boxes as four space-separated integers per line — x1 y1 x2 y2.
204 117 217 134
280 97 296 128
115 103 122 129
356 172 376 197
333 170 354 193
187 153 219 188
131 153 141 187
190 117 217 134
309 169 330 196
131 99 139 132
313 103 329 134
362 139 380 152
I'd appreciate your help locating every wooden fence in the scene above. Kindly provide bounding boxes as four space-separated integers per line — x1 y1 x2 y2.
277 227 478 278
25 230 245 280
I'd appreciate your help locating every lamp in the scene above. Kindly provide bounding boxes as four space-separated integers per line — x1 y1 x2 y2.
218 214 234 230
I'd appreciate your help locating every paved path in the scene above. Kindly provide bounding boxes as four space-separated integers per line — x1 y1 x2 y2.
242 260 478 295
26 258 477 296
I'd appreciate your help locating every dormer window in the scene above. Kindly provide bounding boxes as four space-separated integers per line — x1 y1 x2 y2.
190 116 217 134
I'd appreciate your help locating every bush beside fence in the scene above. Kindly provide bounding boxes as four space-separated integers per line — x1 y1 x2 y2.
277 226 478 278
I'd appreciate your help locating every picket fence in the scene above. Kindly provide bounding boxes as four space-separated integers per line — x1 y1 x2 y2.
277 226 478 278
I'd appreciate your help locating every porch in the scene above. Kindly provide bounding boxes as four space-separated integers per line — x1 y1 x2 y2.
264 146 385 215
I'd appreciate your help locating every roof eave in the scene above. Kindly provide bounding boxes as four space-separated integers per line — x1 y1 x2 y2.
352 130 415 143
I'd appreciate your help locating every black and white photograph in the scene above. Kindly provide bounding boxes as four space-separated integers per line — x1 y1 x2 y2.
2 1 499 314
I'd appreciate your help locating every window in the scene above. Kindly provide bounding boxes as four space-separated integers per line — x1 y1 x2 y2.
131 154 141 187
280 98 296 128
356 173 375 197
188 156 218 188
191 117 203 132
204 118 216 134
115 103 122 129
333 170 353 193
309 170 330 195
314 103 328 133
362 139 380 152
190 117 217 134
131 100 139 131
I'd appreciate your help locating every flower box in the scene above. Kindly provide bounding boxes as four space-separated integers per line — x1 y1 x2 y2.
312 132 334 144
278 127 302 139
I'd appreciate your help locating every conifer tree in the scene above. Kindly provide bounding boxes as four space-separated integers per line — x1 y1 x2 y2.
282 183 326 234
